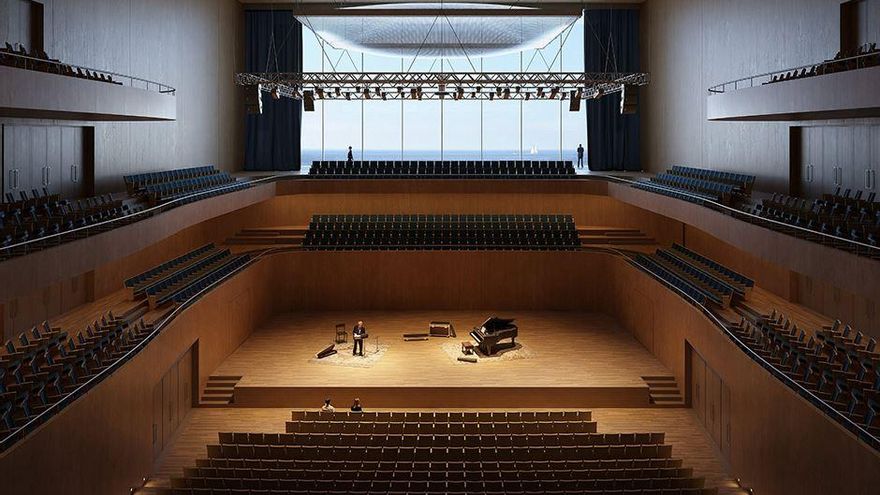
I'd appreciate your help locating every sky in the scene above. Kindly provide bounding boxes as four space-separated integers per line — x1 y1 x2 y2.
301 15 587 156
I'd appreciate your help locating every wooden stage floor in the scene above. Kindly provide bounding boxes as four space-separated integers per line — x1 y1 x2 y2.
150 407 741 494
212 311 674 408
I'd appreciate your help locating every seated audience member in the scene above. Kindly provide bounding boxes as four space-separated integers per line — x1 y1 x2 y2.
321 398 335 413
351 398 363 412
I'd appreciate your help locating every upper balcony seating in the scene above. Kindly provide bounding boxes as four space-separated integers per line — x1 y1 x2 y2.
0 189 145 261
635 246 752 309
0 306 152 439
124 166 249 205
167 410 717 495
740 187 880 258
0 42 121 85
308 160 576 179
125 245 249 308
303 214 581 251
763 43 880 86
731 308 880 438
634 166 755 207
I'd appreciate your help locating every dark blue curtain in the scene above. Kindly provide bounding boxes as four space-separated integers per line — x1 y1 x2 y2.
244 11 302 171
584 9 641 172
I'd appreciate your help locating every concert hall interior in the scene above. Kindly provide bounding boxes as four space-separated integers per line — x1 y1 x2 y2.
2 1 880 494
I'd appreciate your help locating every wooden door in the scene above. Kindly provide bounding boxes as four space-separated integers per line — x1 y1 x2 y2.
178 348 193 422
706 367 723 445
30 126 48 197
2 125 12 201
61 127 86 199
152 380 163 459
162 362 179 447
869 125 879 193
836 127 855 193
822 126 840 195
803 127 825 199
12 126 32 199
721 381 732 458
45 126 62 196
690 348 707 425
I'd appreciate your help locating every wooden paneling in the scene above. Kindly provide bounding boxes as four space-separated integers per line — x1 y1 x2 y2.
641 0 846 193
0 0 244 193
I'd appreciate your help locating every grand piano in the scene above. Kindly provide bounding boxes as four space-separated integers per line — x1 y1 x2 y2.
469 316 518 355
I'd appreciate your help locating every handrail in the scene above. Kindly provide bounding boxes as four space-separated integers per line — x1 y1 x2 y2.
0 176 277 254
707 50 879 94
0 247 283 452
591 245 880 451
0 49 176 94
598 174 880 254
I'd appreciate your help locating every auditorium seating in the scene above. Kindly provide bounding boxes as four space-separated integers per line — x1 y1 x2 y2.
124 166 249 205
308 160 576 178
167 410 716 495
730 308 880 437
634 244 753 308
763 43 880 85
634 166 755 206
0 42 121 84
303 214 580 250
0 189 145 261
740 188 879 257
0 307 153 439
124 244 251 308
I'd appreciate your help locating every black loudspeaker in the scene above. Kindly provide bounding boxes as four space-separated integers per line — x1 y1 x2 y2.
620 84 638 115
244 84 263 115
303 90 315 112
569 90 581 112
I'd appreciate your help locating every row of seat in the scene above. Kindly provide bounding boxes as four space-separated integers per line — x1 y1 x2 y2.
738 189 880 258
310 214 575 226
668 165 754 194
731 307 880 437
194 457 687 472
167 487 714 495
635 246 750 309
308 160 576 179
140 172 244 205
0 42 121 85
134 248 249 308
1 309 152 438
184 466 693 482
291 410 591 422
1 190 145 261
764 43 879 85
124 165 218 193
222 433 661 448
170 477 707 493
125 244 217 293
303 214 580 251
286 421 597 436
171 412 714 495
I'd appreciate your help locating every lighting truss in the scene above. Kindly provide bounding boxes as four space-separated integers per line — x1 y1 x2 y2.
235 71 649 102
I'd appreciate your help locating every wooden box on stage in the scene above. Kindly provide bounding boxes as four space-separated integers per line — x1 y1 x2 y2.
429 321 456 338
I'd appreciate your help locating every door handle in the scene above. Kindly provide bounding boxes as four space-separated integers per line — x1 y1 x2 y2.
868 169 872 190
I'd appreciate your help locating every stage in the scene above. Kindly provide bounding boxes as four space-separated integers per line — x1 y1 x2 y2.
211 311 676 408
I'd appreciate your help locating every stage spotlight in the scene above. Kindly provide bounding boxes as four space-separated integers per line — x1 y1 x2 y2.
537 87 545 98
489 92 494 101
335 87 341 97
345 92 351 101
620 84 638 114
549 87 559 99
503 88 510 99
381 92 387 100
244 84 263 115
410 88 418 100
568 91 581 112
303 90 315 112
270 86 281 100
456 87 464 100
525 92 531 101
363 88 371 99
316 88 325 99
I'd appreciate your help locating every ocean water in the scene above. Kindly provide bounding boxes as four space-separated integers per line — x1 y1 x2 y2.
302 149 582 165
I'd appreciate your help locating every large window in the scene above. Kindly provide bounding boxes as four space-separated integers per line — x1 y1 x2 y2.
300 16 587 166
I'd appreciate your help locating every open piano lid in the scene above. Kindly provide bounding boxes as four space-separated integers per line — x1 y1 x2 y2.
480 316 517 333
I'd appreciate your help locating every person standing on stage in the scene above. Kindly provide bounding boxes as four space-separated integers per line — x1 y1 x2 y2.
576 144 585 169
352 320 367 356
346 146 354 164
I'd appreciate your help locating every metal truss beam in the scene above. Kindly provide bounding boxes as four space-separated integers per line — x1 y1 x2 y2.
235 71 649 102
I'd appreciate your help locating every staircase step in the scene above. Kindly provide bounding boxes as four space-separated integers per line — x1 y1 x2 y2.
208 375 243 381
203 390 235 397
645 381 680 389
642 375 676 381
649 388 682 395
651 395 685 402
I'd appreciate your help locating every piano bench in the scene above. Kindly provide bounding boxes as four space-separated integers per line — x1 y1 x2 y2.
461 342 475 355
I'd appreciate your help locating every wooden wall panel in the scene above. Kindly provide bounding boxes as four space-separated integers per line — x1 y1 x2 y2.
0 0 244 192
640 0 880 193
0 259 274 495
605 257 880 495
